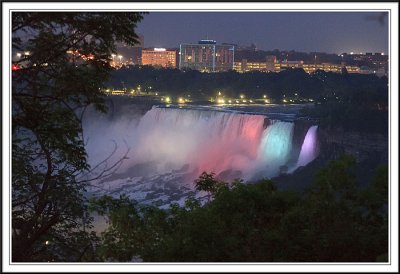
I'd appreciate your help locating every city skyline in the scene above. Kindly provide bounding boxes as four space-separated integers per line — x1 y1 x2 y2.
136 12 389 54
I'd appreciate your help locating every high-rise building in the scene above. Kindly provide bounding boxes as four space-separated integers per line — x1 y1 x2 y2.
142 48 177 68
179 40 235 72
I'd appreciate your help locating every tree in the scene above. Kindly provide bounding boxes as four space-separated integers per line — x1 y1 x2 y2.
281 155 388 262
88 195 142 261
12 12 145 261
194 172 228 201
89 195 173 262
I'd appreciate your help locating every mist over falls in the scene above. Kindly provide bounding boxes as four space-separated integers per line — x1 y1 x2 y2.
83 105 319 205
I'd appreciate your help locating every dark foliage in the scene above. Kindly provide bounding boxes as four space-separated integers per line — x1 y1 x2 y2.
107 66 386 104
92 156 388 262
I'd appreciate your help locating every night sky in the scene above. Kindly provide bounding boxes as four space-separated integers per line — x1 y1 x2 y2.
136 12 388 54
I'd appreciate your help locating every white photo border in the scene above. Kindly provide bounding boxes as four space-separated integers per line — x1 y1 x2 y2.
2 2 398 273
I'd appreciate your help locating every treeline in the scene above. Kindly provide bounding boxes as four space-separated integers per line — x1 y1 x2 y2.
78 155 387 262
107 66 387 102
300 70 388 134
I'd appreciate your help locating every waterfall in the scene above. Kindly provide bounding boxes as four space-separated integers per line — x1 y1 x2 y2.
295 125 319 168
85 106 317 183
254 120 294 178
128 106 267 177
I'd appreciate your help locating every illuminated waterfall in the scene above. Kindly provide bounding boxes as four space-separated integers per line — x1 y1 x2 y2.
295 125 319 168
255 121 294 177
86 106 317 183
128 106 267 177
126 107 299 180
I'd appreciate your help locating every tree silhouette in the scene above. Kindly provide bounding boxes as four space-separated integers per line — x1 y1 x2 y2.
12 12 145 261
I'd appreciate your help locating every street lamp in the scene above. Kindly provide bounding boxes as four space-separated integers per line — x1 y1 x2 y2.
118 55 123 66
16 53 22 58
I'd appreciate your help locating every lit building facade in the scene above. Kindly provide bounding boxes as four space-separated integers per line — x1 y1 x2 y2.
234 56 277 73
234 59 268 72
234 57 361 74
275 60 304 72
302 63 360 74
179 40 235 72
142 48 177 68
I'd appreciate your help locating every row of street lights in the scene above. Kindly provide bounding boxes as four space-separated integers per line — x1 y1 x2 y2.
215 91 270 104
